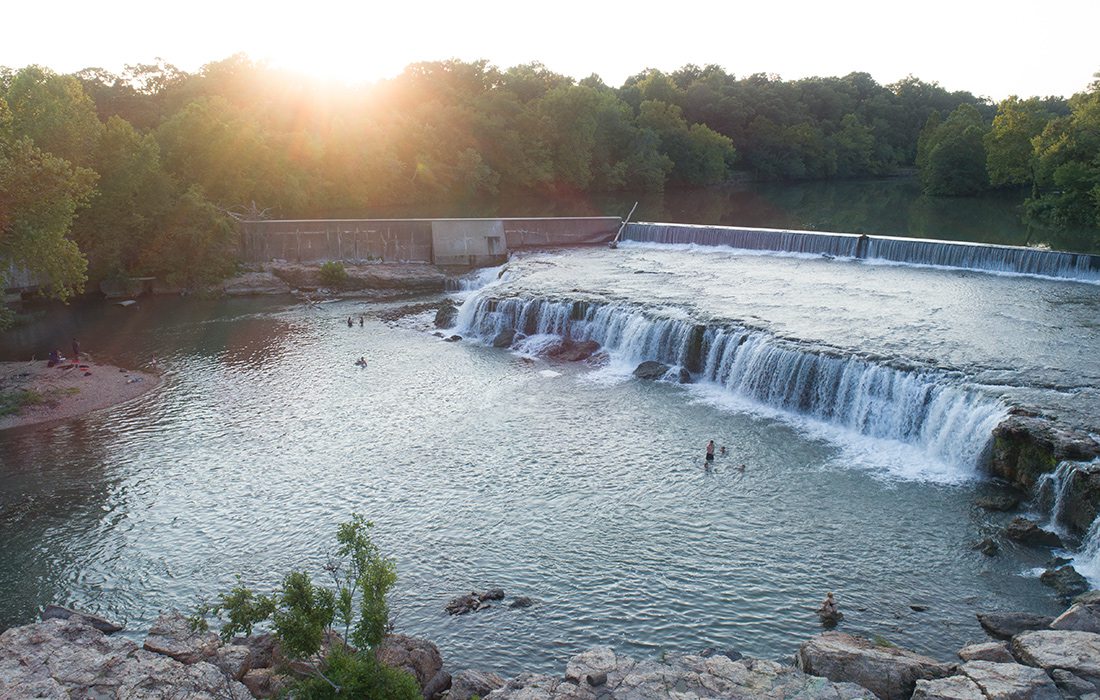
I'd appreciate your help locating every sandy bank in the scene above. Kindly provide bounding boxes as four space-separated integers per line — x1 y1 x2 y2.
0 359 161 431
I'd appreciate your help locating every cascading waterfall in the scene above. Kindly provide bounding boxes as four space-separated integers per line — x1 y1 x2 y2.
1035 461 1080 532
445 264 507 292
457 294 1007 472
1076 516 1100 585
622 222 1100 282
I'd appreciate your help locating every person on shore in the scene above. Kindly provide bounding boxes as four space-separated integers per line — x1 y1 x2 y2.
47 349 61 367
705 440 716 465
71 338 81 362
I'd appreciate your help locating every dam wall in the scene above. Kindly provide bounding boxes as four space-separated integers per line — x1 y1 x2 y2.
622 222 1100 282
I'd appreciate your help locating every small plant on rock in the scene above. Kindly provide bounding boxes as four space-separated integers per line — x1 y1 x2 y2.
318 261 349 288
192 514 418 699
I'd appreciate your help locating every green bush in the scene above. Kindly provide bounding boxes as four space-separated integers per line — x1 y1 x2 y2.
193 514 407 698
318 261 349 288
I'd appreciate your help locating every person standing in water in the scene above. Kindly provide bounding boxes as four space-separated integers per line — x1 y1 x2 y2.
705 440 716 465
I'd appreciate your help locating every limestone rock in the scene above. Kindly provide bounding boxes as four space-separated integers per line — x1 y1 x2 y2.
449 669 505 700
633 360 670 381
0 616 251 699
492 328 517 348
1052 598 1100 633
376 633 450 698
1003 517 1063 548
960 660 1060 699
143 611 221 664
1041 565 1091 601
976 611 1055 640
1011 629 1100 691
39 604 123 634
912 675 985 700
796 631 956 700
435 301 459 328
485 646 874 699
957 641 1014 663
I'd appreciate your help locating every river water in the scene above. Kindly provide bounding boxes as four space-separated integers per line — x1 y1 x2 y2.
1 243 1098 675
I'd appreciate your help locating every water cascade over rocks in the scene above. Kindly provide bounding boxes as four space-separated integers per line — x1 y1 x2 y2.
457 294 1008 473
622 222 1100 282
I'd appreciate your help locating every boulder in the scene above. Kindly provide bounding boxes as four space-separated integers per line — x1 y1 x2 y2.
143 611 221 664
972 538 1000 556
233 632 278 668
444 335 462 342
976 612 1055 640
213 644 253 681
633 360 670 380
479 588 505 602
957 641 1014 663
795 631 956 700
1050 668 1098 697
959 660 1060 699
434 301 459 329
449 669 505 700
1011 629 1100 691
975 492 1023 512
0 616 252 699
1052 597 1100 633
491 328 516 348
509 596 534 609
376 633 450 699
1060 460 1100 534
547 339 600 362
1003 517 1063 548
486 646 874 699
446 592 484 615
912 675 985 699
241 667 290 698
39 604 123 634
1041 565 1091 601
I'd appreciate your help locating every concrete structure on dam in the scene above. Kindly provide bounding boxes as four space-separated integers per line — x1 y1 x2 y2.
238 217 621 266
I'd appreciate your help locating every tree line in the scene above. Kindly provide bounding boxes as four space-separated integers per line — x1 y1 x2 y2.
2 55 1097 324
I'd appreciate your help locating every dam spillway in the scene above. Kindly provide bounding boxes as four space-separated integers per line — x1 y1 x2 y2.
622 222 1100 282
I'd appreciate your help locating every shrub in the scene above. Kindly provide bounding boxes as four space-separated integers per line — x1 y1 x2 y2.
318 261 349 288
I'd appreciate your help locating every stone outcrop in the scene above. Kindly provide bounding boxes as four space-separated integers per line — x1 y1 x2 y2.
143 611 222 664
976 611 1055 640
492 328 517 348
1040 565 1091 601
1002 517 1063 548
376 633 450 699
633 361 670 381
795 631 956 700
446 589 507 615
1011 630 1100 691
449 669 505 700
0 616 252 699
39 604 123 634
1060 460 1100 534
435 300 459 329
958 660 1060 699
486 646 874 699
956 641 1014 663
546 339 601 362
1051 592 1100 633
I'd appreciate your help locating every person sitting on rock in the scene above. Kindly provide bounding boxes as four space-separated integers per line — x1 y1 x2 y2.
818 592 843 623
47 349 61 367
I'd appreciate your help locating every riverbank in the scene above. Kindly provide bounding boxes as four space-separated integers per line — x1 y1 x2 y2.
0 360 160 431
2 591 1098 699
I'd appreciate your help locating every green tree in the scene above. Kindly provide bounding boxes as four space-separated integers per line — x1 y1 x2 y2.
0 97 96 310
4 66 103 167
985 97 1051 188
919 104 990 196
136 185 236 289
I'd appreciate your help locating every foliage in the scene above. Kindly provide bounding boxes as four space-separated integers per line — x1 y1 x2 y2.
0 388 44 416
918 104 990 196
193 514 403 697
318 261 349 288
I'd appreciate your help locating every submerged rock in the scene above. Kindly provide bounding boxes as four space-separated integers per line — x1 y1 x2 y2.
1003 517 1063 548
488 645 874 699
39 604 123 634
547 339 600 362
972 537 1000 556
509 596 534 609
976 611 1055 640
796 631 955 700
1040 565 1091 601
491 328 516 348
633 360 670 380
975 492 1023 512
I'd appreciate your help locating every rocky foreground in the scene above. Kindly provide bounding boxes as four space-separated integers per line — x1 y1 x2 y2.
3 592 1100 700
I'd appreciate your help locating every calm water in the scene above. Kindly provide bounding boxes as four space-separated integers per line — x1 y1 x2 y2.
3 244 1096 675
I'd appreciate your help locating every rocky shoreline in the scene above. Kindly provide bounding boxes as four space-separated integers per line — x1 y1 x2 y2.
3 592 1100 699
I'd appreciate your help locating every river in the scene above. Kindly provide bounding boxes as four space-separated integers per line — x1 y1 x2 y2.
2 240 1097 675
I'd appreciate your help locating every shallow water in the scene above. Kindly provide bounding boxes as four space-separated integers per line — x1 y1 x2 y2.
0 264 1087 673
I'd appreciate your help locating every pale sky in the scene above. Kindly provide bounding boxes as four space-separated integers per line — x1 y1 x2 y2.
4 0 1098 101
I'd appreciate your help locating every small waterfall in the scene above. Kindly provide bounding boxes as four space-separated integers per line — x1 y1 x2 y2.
457 294 1007 472
1075 516 1100 586
622 223 1100 282
445 264 507 292
1035 461 1080 532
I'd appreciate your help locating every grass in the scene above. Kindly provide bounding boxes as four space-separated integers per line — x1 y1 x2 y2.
0 386 79 417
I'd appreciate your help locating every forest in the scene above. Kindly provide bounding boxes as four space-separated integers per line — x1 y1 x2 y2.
1 55 1098 324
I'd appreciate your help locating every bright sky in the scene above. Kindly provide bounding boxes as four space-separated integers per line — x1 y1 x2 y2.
5 0 1098 100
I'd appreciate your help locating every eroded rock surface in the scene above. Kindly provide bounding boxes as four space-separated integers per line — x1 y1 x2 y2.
486 646 874 699
376 633 450 699
796 631 955 700
976 611 1055 640
1011 629 1100 692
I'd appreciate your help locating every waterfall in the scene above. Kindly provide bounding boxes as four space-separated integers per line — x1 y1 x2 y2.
1075 516 1100 586
445 264 508 292
622 223 1100 283
457 294 1007 472
1035 461 1080 533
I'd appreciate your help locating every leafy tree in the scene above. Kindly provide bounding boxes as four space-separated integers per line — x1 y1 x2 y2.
136 185 236 289
985 97 1051 188
0 97 96 308
919 104 990 196
4 66 103 167
193 515 412 699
